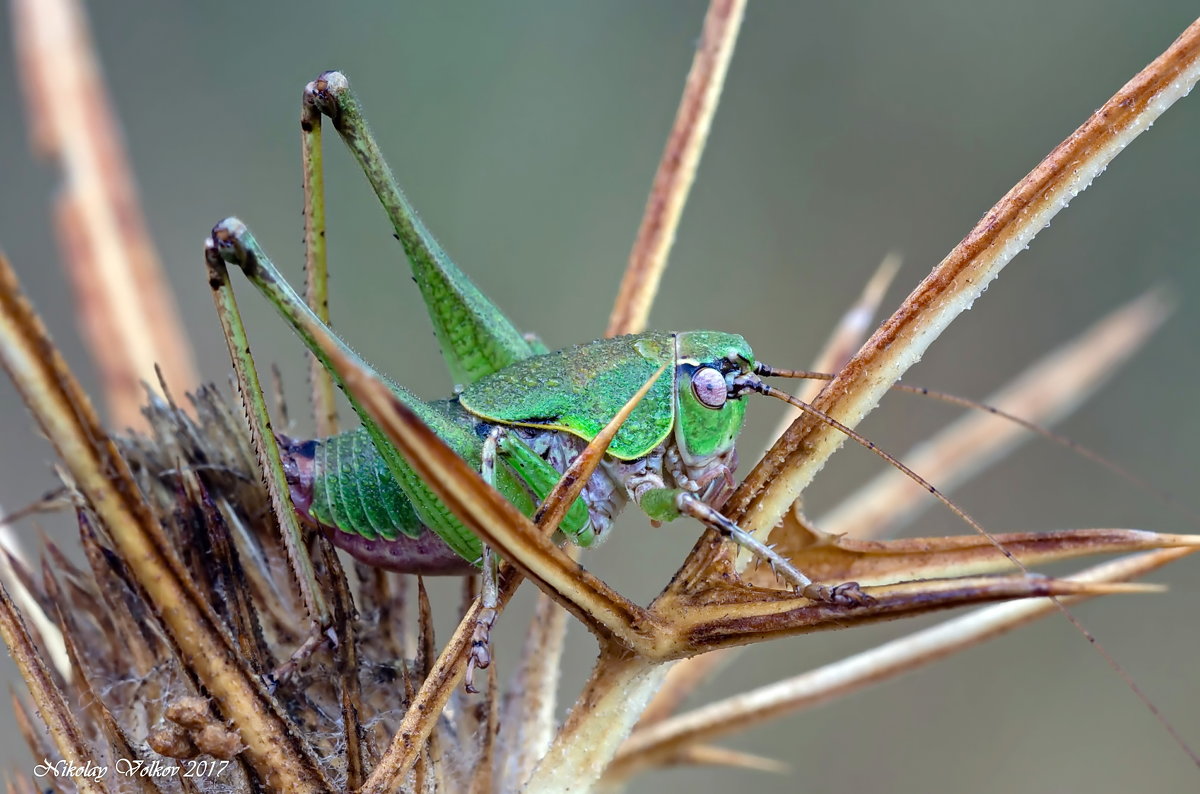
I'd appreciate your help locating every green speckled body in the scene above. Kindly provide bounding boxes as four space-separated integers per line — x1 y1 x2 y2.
459 333 674 460
298 329 755 562
460 331 752 464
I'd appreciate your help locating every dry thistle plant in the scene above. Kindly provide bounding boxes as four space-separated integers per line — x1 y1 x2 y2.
2 2 1200 793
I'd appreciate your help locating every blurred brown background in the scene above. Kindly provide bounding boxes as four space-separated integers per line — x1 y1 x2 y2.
2 2 1200 792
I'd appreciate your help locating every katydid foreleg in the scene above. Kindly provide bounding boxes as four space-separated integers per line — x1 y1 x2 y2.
639 486 871 604
469 427 508 693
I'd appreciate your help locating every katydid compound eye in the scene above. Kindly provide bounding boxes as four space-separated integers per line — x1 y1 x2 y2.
691 367 727 409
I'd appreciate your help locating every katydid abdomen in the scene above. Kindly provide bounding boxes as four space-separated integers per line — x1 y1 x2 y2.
262 329 775 582
280 427 475 575
280 402 621 575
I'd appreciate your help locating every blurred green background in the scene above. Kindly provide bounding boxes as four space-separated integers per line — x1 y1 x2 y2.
2 2 1200 792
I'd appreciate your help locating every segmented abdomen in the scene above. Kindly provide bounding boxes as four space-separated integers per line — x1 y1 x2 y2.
309 427 423 541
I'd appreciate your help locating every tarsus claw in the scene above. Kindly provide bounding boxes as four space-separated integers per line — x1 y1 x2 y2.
801 581 873 606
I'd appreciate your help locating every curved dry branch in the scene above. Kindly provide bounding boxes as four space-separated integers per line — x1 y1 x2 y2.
605 0 746 337
680 14 1200 582
12 0 197 427
322 339 654 643
608 548 1191 782
0 253 332 793
818 288 1173 539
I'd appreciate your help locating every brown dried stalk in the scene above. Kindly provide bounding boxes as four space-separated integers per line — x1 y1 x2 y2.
528 14 1200 790
0 254 333 791
11 0 196 427
605 0 746 337
606 546 1194 782
818 288 1172 540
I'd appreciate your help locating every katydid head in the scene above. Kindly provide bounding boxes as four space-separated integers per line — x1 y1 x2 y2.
671 331 753 466
673 331 843 467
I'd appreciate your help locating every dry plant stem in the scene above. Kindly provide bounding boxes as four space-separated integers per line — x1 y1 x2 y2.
497 546 579 794
320 542 366 792
712 13 1200 565
820 289 1170 539
641 251 899 726
0 522 68 678
412 579 436 794
525 652 668 794
11 691 56 777
636 651 731 728
56 619 159 794
471 664 500 794
760 529 1199 588
553 15 1200 790
522 578 1147 791
0 580 102 794
354 364 668 793
365 577 515 794
605 0 745 337
663 745 788 776
606 547 1192 781
0 254 333 792
11 0 197 428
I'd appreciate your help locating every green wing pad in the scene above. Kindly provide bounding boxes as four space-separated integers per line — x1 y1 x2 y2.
458 333 676 460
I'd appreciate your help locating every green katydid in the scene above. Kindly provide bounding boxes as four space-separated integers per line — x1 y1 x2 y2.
206 71 877 597
202 71 1176 689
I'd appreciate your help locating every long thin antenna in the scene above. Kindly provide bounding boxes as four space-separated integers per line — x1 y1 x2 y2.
742 375 1200 767
755 364 1200 526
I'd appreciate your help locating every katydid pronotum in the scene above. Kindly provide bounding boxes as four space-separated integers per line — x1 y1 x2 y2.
204 71 1183 695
